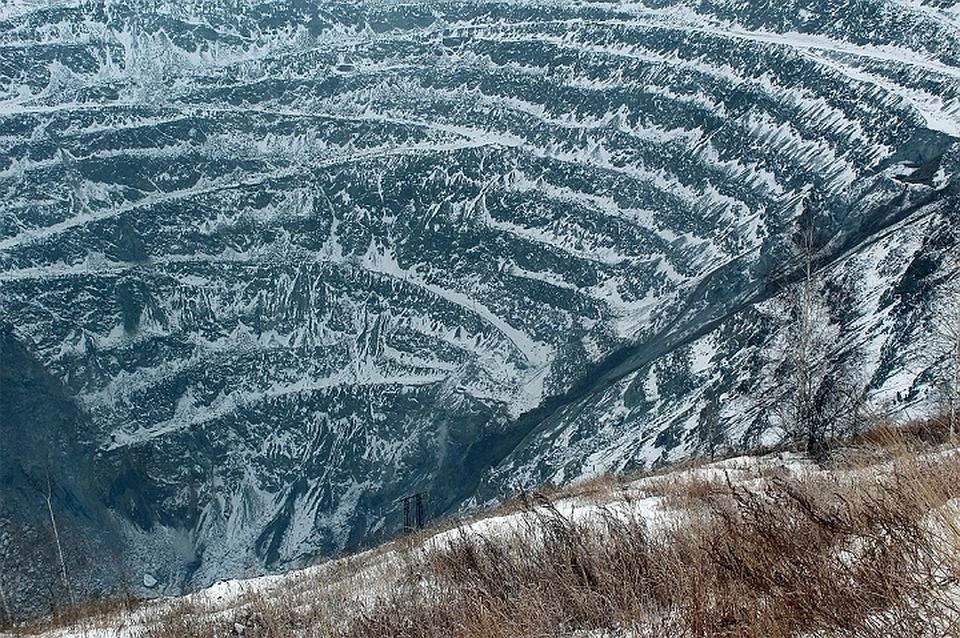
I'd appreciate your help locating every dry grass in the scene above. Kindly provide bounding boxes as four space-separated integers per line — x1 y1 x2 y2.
840 416 953 465
9 593 142 636
342 458 960 637
130 435 960 638
19 430 960 638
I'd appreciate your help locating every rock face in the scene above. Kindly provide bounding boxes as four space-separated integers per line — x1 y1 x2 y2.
1 0 959 615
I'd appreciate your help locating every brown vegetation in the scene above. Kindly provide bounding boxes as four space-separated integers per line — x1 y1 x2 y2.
129 434 960 638
15 428 960 638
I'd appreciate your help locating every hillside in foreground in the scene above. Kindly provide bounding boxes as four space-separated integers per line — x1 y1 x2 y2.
11 422 960 638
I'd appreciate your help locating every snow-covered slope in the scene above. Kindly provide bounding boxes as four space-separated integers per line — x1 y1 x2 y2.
10 454 802 638
17 448 960 637
1 0 958 615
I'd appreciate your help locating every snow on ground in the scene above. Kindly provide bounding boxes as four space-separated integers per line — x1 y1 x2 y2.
5 446 960 637
15 446 960 638
7 452 828 638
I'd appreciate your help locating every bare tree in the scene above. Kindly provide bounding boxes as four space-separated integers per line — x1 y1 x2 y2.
951 307 960 437
932 281 960 438
0 574 11 627
793 224 819 454
697 392 724 461
45 472 74 607
767 219 865 461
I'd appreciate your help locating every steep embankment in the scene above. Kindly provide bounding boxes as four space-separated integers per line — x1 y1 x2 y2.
17 437 960 637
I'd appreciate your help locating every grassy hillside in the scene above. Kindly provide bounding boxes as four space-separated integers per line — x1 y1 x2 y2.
10 420 960 638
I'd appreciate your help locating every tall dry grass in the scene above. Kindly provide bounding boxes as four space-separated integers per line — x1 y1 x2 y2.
133 432 960 638
21 427 960 638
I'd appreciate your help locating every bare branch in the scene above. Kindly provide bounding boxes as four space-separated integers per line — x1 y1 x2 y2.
45 472 74 607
